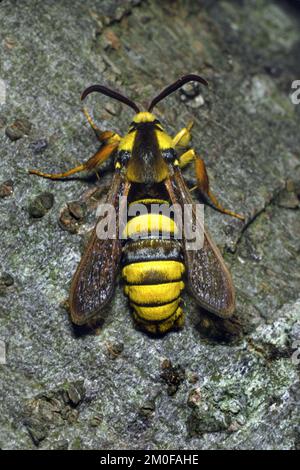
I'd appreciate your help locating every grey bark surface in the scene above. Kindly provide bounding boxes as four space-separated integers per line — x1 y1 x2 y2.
0 0 300 450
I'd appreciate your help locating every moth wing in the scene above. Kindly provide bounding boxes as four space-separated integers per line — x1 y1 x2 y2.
165 168 235 317
185 230 235 317
69 172 130 325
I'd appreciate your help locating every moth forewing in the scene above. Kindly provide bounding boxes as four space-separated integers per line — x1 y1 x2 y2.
69 171 131 325
165 168 235 318
186 231 235 318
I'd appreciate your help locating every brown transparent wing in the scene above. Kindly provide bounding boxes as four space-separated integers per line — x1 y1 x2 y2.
69 172 131 325
165 168 235 317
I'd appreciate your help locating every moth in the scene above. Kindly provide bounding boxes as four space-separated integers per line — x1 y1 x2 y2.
30 74 244 334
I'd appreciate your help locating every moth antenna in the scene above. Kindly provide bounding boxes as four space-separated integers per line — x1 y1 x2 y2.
81 84 140 113
148 74 208 112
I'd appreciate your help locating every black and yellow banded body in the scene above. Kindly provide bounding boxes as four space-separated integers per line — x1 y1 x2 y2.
50 76 242 335
121 198 185 334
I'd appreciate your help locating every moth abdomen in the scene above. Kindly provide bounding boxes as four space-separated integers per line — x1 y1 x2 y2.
122 202 185 334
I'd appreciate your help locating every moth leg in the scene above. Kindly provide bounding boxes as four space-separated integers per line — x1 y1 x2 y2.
82 106 121 143
178 148 195 169
184 149 244 221
173 120 194 150
29 142 118 180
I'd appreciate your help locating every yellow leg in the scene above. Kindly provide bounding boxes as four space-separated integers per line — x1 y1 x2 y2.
181 149 244 221
178 148 195 168
82 106 101 134
29 142 118 180
82 106 121 144
173 120 194 150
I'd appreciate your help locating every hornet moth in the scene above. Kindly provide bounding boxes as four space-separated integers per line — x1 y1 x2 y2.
29 74 244 334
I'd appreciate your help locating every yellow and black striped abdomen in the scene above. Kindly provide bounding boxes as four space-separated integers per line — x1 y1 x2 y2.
122 200 185 334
